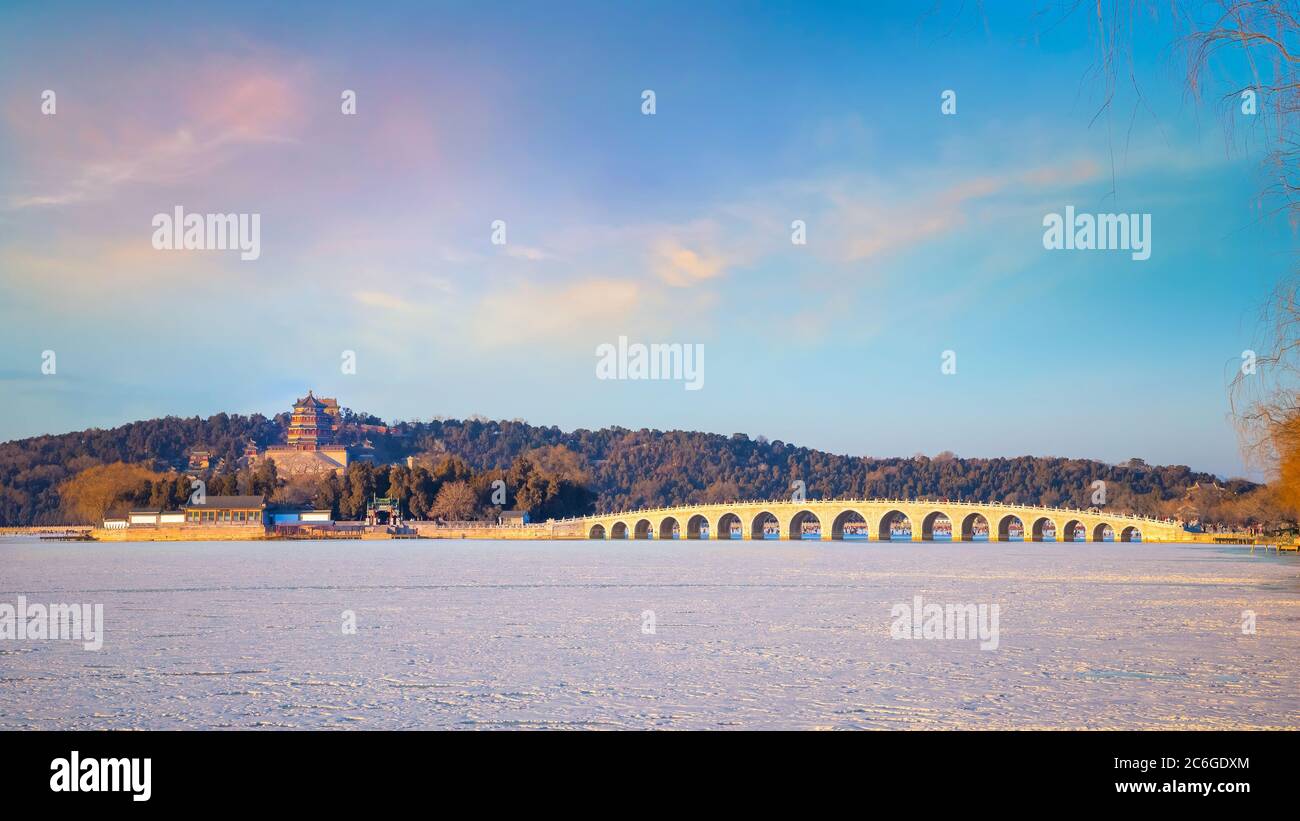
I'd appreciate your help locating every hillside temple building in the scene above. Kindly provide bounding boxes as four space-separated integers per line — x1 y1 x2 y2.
260 391 350 476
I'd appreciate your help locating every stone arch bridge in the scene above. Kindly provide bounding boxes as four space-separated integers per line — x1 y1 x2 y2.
552 499 1186 543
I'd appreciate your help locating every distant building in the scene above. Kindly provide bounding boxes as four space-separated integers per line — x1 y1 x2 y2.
268 508 333 526
187 450 211 471
366 496 402 527
128 509 160 526
127 509 187 527
318 396 342 433
498 510 530 526
238 440 260 467
262 391 350 476
100 501 265 530
185 495 267 526
286 391 336 449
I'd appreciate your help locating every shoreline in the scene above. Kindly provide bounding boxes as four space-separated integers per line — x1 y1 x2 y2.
0 526 1289 549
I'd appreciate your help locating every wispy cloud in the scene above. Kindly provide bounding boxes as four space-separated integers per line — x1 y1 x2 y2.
5 56 308 209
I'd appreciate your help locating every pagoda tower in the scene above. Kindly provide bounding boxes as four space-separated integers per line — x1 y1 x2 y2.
287 390 336 449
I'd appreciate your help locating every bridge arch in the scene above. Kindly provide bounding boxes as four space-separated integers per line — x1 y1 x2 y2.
879 509 912 541
579 501 1185 547
830 509 870 540
715 512 742 540
961 512 990 541
751 510 780 540
921 510 953 541
685 514 709 539
998 514 1025 542
787 509 821 540
658 516 681 540
1030 516 1057 542
1061 519 1084 542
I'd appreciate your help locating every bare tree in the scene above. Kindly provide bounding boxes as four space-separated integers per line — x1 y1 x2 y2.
1195 3 1300 494
430 480 478 521
1181 1 1299 222
1033 2 1299 501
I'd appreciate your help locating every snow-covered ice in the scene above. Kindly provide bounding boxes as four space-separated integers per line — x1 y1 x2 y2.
0 538 1296 729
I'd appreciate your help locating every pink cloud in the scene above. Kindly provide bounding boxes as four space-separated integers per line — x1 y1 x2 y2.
5 54 309 209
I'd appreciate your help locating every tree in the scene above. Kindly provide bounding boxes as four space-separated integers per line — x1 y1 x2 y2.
1025 0 1300 529
339 462 380 520
274 474 322 507
430 481 478 521
58 462 166 524
251 458 280 498
313 473 343 518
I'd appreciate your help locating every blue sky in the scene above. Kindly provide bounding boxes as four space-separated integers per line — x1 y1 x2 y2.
0 1 1290 478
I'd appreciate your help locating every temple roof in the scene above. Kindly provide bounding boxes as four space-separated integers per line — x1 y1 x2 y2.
184 495 267 510
294 390 328 409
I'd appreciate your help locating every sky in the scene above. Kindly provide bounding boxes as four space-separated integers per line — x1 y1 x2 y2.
0 1 1292 478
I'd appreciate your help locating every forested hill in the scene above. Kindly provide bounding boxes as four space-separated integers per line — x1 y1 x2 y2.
0 410 1253 526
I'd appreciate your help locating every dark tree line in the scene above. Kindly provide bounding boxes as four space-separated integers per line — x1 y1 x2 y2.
271 454 597 522
0 410 1259 526
0 413 277 525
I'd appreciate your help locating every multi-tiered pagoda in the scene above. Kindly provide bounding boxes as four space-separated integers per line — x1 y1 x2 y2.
259 391 350 476
286 391 338 449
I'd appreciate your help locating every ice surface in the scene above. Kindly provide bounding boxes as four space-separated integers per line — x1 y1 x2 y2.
0 538 1296 729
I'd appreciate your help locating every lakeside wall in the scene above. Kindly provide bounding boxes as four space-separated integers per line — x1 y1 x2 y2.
0 523 580 541
91 525 270 542
80 523 587 541
411 523 584 540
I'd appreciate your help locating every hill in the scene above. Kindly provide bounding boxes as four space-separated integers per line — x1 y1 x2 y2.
0 409 1260 526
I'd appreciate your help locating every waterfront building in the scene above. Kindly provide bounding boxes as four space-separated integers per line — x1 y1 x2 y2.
268 508 333 526
184 495 266 526
933 517 953 540
843 521 869 540
367 496 402 527
889 517 913 540
498 510 530 526
121 509 208 528
128 509 161 526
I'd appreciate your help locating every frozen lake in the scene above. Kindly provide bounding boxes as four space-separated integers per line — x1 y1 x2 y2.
1 537 1296 729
